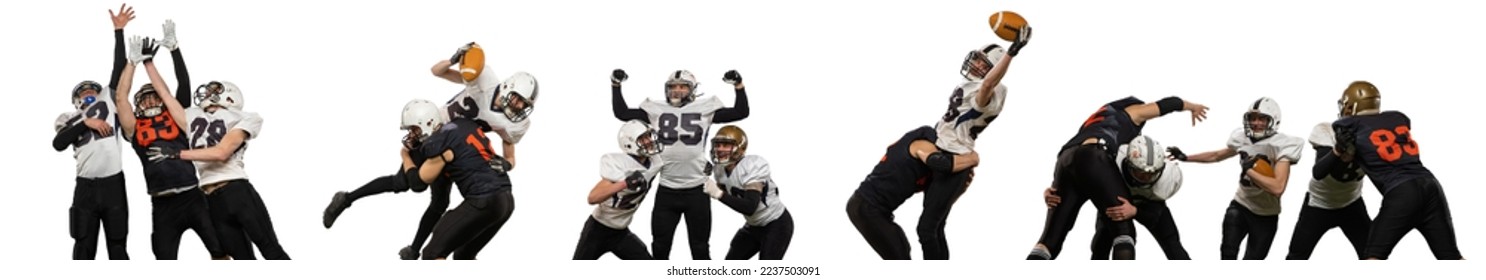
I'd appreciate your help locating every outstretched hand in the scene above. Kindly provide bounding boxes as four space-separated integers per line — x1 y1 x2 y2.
109 3 135 30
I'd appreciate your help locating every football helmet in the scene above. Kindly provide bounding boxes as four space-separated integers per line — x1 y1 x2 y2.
1244 97 1282 139
960 44 1005 81
490 71 538 123
72 80 104 110
711 125 748 166
1123 135 1166 186
1339 81 1381 117
618 120 662 157
665 70 699 107
133 84 163 117
193 81 244 111
401 99 444 148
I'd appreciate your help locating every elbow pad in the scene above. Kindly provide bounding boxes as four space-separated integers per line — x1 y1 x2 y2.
926 151 956 173
1156 96 1184 116
404 165 429 192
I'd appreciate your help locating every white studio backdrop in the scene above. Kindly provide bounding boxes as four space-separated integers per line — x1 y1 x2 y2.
2 0 1480 278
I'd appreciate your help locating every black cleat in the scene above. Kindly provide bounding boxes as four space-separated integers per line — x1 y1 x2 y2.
323 191 350 228
399 245 420 260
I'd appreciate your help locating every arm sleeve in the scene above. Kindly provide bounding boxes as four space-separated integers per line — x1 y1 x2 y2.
171 48 192 107
1312 145 1345 180
612 86 647 121
712 87 750 123
107 29 126 91
717 189 761 215
53 113 87 151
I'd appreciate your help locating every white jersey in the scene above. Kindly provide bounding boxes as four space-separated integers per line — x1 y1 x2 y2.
185 108 263 186
1305 122 1365 209
442 85 531 145
1226 128 1305 216
592 153 665 230
713 155 786 226
934 81 1007 155
54 91 124 178
1115 144 1183 201
639 95 725 189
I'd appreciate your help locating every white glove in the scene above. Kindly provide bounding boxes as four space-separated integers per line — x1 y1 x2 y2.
160 19 178 51
703 178 725 199
126 35 152 64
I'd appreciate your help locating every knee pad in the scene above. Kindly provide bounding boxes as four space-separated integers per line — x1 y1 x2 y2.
69 207 87 239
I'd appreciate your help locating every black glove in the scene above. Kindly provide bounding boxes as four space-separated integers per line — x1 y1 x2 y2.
146 146 179 163
1007 26 1032 57
489 156 512 173
399 245 420 260
722 70 742 85
624 171 647 190
140 37 161 63
450 42 474 64
611 69 628 84
1166 146 1188 161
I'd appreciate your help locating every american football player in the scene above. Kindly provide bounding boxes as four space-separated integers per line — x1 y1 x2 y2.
50 4 134 260
573 120 666 260
1283 121 1371 260
1044 135 1191 260
916 24 1031 260
846 126 979 260
610 68 749 260
1331 81 1463 260
702 126 794 260
1025 95 1208 260
1167 97 1304 260
114 35 226 260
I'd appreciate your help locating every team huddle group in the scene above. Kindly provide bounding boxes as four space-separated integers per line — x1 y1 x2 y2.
55 4 1463 261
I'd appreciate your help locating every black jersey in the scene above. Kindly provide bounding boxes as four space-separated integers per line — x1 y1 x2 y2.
854 126 938 211
419 118 510 197
1332 111 1433 193
128 111 199 195
1061 97 1146 155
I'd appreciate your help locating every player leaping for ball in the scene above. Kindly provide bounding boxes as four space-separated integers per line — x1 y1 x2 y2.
573 120 666 260
1166 97 1304 260
916 18 1031 261
610 68 750 260
1026 95 1208 260
1330 81 1463 260
116 35 228 260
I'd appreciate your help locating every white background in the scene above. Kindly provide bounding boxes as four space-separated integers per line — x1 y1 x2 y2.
3 0 1480 278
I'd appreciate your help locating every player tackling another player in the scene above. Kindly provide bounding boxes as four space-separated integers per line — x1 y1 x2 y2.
1044 135 1192 260
573 120 665 260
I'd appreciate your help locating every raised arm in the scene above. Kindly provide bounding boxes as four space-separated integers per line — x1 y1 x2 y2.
106 4 132 92
712 70 749 123
115 36 144 135
975 26 1029 108
140 43 187 128
1125 96 1209 127
432 43 477 84
159 19 191 106
610 69 647 121
1182 146 1238 163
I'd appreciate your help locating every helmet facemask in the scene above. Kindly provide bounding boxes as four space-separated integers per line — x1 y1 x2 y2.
633 129 663 157
72 81 103 110
134 85 163 118
500 90 534 122
960 44 1003 81
194 81 227 111
665 70 699 107
1243 112 1277 140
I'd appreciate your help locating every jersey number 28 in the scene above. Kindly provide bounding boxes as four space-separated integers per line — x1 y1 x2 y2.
190 118 228 149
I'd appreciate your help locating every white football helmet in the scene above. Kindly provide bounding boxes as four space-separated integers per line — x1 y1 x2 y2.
1244 97 1282 139
1123 135 1166 186
665 70 699 107
960 44 1006 81
618 120 662 157
402 99 445 141
194 81 245 111
72 80 103 110
491 71 538 123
